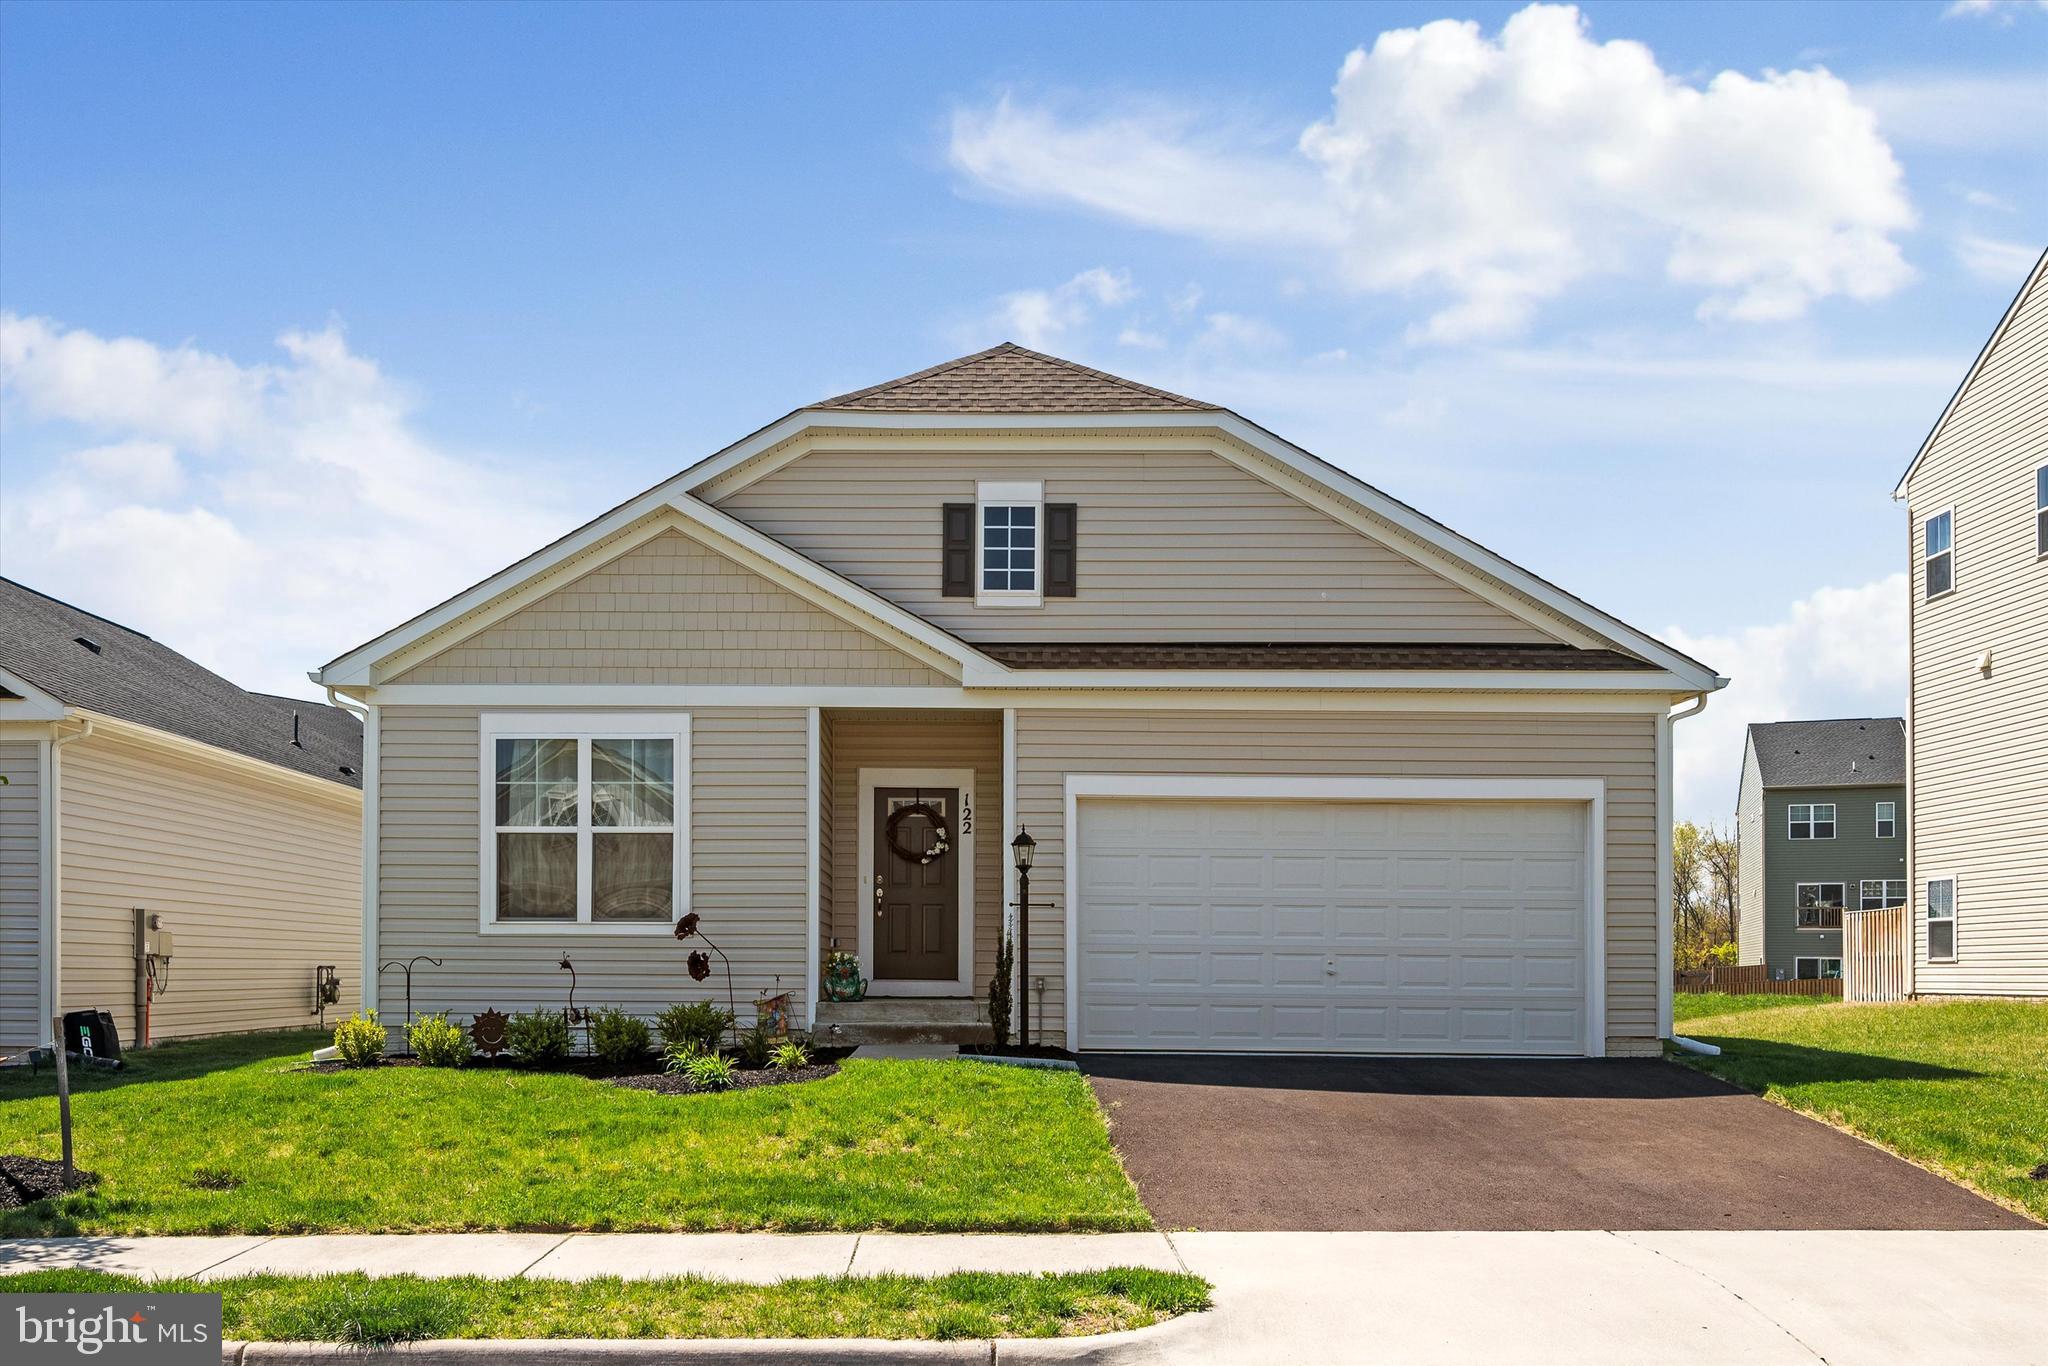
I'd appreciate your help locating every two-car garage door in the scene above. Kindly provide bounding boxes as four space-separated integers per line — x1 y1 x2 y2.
1075 798 1591 1055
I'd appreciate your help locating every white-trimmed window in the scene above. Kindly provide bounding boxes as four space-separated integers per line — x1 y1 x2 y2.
1923 509 1953 599
1926 877 1957 961
1795 956 1842 981
976 479 1043 606
1795 882 1845 929
1875 801 1897 839
1860 878 1906 910
1787 803 1835 839
482 714 689 932
2036 464 2046 558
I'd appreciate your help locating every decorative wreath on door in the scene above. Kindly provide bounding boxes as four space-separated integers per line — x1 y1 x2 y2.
885 801 953 865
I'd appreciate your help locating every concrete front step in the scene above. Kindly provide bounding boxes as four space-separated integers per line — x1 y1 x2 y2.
817 1020 991 1047
816 997 984 1025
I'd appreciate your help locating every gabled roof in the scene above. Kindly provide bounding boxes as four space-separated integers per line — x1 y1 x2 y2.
1894 246 2047 498
815 342 1219 413
0 577 362 788
1746 718 1904 788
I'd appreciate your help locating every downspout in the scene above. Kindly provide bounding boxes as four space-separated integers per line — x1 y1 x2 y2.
323 685 375 1024
47 716 94 1043
1660 691 1712 1045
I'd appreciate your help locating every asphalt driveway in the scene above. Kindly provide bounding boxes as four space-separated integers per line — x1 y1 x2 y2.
1081 1054 2033 1231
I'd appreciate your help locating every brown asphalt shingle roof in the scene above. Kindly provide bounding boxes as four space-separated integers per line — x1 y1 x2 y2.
814 342 1220 413
980 642 1658 671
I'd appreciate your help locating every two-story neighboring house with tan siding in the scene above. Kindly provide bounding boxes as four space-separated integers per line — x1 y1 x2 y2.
1893 250 2048 999
1 578 363 1061
316 344 1726 1058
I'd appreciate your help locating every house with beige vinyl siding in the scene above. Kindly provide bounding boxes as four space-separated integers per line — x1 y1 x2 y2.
1893 249 2048 999
317 343 1726 1058
1 578 363 1061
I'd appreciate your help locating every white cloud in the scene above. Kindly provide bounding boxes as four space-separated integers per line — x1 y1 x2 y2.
1953 233 2041 283
0 312 566 699
992 267 1136 348
1943 0 2048 22
1857 73 2048 151
951 3 1914 341
1664 575 1907 826
1195 312 1288 355
1116 327 1166 350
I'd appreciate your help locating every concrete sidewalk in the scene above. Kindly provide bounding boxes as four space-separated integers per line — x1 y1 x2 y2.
4 1229 2043 1364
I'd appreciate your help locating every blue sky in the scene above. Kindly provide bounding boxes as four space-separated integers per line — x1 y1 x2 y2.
1 0 2043 822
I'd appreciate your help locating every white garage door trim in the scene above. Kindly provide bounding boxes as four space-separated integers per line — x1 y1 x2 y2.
1063 775 1607 1057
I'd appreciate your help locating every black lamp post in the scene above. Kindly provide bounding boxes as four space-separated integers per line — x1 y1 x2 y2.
1011 826 1036 1046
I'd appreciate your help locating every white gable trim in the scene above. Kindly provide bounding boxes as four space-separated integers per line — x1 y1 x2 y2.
316 490 995 687
0 667 68 722
1894 247 2046 499
690 410 1719 689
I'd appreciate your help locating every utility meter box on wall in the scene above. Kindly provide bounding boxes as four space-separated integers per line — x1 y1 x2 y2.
135 909 174 958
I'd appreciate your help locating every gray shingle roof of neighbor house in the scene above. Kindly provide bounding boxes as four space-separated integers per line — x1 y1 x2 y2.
980 642 1662 671
814 341 1223 413
1746 717 1906 788
0 577 363 789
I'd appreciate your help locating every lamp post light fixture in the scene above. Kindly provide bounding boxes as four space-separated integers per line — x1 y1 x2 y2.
1011 826 1036 1046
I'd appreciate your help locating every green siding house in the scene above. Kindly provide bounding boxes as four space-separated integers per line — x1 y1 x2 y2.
1736 719 1906 979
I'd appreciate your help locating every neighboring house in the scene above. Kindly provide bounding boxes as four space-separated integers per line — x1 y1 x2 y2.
1735 719 1906 981
315 343 1726 1058
1891 248 2048 999
0 578 363 1058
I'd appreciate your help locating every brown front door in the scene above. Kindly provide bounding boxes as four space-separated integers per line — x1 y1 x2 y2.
873 787 959 982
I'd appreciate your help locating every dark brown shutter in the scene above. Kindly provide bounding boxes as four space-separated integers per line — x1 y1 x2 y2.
942 502 974 597
1045 502 1077 597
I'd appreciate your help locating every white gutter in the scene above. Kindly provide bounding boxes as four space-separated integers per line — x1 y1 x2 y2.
1659 691 1711 1043
47 716 94 1039
322 683 375 1024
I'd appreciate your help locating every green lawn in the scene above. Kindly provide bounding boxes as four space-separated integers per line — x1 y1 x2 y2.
1673 991 1835 1025
1674 999 2048 1223
0 1031 1149 1235
0 1269 1209 1343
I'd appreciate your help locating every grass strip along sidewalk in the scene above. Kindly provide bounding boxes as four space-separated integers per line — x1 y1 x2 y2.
0 1269 1211 1344
0 1031 1149 1235
1674 999 2048 1223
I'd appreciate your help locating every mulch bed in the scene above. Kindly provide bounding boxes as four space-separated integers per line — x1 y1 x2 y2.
959 1043 1079 1062
610 1062 841 1096
0 1155 97 1209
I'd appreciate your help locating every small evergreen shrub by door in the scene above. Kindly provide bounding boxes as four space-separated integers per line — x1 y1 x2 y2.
332 1013 387 1067
407 1013 471 1068
590 1008 652 1065
506 1009 572 1064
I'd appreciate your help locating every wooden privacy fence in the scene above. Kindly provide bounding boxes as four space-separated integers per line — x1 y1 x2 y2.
1843 903 1909 1003
1671 962 1842 998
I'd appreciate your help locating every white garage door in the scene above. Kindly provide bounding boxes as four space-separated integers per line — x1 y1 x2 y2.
1076 798 1590 1055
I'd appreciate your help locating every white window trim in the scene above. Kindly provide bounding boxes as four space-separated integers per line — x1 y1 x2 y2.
855 767 976 997
1925 875 1958 963
1794 881 1846 930
1875 801 1897 839
1860 878 1907 911
1060 775 1608 1058
1787 802 1836 840
478 711 691 935
1794 956 1843 981
975 479 1044 608
1922 506 1955 601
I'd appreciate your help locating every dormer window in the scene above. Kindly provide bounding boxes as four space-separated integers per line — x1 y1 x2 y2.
976 480 1043 606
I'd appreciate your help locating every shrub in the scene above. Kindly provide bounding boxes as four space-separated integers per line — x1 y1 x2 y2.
407 1013 470 1068
683 1052 737 1092
770 1040 810 1071
989 931 1014 1048
589 1007 652 1066
506 1008 572 1065
735 1021 774 1068
332 1012 387 1068
654 1001 732 1054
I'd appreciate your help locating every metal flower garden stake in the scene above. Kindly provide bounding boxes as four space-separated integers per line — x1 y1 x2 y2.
674 912 740 1044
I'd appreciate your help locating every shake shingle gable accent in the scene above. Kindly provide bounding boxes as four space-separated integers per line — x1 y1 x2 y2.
814 342 1220 413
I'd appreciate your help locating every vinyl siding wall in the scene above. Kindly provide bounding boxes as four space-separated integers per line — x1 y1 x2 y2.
56 729 362 1043
1903 265 2048 996
391 528 948 687
821 710 1003 997
0 737 43 1052
1011 708 1660 1054
713 442 1554 645
376 706 811 1026
1756 786 1906 977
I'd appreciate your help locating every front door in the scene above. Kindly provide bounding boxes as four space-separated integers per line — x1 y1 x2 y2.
873 787 959 981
